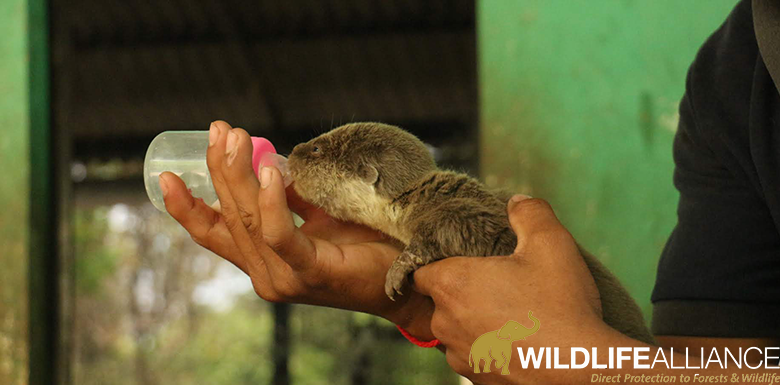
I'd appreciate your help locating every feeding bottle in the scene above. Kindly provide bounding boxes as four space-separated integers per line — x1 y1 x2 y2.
144 131 292 212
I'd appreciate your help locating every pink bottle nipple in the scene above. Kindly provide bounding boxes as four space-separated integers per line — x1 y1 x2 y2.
250 137 277 177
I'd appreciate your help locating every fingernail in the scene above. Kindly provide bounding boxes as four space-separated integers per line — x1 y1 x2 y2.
159 175 169 197
225 132 238 166
260 167 272 189
208 124 218 147
511 194 532 204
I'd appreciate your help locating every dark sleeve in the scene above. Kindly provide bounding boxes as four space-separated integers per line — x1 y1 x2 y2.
651 0 780 338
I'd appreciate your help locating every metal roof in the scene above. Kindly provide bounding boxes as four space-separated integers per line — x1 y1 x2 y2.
57 0 477 159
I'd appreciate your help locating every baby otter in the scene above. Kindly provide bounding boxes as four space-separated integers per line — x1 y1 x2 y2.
287 122 654 344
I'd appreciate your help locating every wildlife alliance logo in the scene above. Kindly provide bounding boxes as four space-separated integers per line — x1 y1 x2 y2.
467 312 780 384
469 311 540 375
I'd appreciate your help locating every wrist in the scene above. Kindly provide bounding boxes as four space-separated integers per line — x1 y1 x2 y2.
383 292 436 341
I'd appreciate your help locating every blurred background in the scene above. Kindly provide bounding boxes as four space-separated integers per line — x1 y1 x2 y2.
1 0 737 384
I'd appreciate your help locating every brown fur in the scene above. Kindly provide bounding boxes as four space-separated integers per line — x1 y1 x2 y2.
288 122 655 344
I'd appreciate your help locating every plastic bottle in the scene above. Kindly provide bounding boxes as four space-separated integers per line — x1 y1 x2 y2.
144 131 291 212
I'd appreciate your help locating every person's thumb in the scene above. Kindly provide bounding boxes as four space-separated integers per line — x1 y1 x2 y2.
258 166 317 271
506 195 569 254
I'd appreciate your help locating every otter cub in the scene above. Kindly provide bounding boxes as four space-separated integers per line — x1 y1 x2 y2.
287 122 654 344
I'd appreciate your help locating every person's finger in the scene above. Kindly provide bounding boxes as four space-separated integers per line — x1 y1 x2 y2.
220 128 265 250
412 257 468 301
207 121 274 277
217 128 299 279
411 263 440 298
259 166 318 272
160 171 247 272
207 121 242 223
506 195 567 253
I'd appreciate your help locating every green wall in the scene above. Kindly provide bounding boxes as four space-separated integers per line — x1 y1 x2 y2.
478 1 737 318
0 0 31 383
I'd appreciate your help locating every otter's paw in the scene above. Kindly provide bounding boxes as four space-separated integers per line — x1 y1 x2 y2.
384 258 416 300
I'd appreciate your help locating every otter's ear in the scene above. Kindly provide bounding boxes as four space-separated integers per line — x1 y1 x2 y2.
358 164 379 185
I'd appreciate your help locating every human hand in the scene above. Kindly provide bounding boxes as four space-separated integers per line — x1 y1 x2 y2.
414 196 619 384
159 120 435 339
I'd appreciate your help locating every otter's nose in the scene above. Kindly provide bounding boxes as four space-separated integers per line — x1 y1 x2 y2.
291 143 306 157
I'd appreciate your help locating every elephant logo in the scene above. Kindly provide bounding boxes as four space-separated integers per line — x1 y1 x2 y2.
468 311 540 375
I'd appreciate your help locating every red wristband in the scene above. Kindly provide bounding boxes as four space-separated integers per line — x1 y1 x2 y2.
396 325 441 348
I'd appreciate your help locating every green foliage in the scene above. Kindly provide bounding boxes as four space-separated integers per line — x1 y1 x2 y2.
370 331 456 385
157 298 274 385
74 208 118 295
73 205 456 384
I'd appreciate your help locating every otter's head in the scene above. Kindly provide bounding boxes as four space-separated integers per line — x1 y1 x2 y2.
288 122 436 221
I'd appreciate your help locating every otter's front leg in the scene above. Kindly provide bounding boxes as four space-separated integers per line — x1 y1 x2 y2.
385 233 440 300
384 198 507 299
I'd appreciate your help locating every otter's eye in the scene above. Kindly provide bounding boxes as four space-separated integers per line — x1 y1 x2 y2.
312 146 320 154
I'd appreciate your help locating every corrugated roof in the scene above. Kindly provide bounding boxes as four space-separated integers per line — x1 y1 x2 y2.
57 0 477 159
